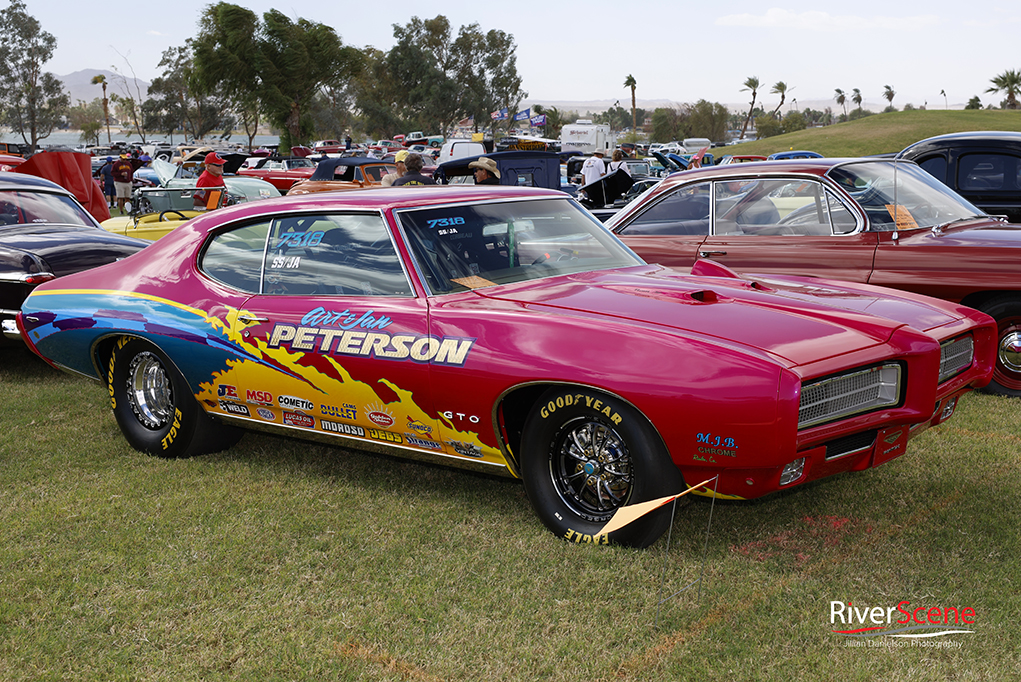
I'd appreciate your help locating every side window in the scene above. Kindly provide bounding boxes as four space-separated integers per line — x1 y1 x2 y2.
718 179 837 236
826 189 857 234
917 154 948 184
264 214 412 297
958 153 1018 191
617 181 711 236
201 221 270 293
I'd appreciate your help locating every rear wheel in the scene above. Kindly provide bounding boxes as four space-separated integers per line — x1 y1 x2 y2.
108 337 242 458
978 296 1021 397
520 388 682 547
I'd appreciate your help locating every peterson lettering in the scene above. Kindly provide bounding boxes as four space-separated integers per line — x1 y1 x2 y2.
266 323 475 366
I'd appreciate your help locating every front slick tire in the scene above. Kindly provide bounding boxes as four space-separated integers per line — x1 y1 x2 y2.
108 337 241 458
521 388 682 548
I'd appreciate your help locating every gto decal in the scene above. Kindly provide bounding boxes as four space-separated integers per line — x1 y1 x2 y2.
279 395 314 412
266 311 475 367
564 528 609 545
539 393 622 426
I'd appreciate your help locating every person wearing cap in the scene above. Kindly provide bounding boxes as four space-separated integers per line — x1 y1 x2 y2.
98 155 116 208
193 151 227 210
391 153 436 186
111 153 135 214
380 149 409 186
469 157 501 185
581 149 607 186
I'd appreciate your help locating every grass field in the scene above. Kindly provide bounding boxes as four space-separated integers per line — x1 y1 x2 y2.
721 109 1021 158
2 342 1020 680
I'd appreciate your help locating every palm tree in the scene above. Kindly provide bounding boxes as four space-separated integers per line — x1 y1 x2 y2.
852 88 863 110
739 76 759 139
770 81 788 118
883 85 896 109
834 88 847 119
623 74 637 139
91 74 111 145
986 69 1021 109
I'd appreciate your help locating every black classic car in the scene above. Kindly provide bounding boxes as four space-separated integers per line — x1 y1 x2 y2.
0 173 147 336
897 131 1021 222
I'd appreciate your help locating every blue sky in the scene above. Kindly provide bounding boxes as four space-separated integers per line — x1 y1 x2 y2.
38 0 1021 110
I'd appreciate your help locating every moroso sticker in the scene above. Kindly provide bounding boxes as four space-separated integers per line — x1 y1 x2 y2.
217 384 239 399
405 434 442 451
246 389 273 405
321 419 365 437
218 400 250 416
369 429 403 443
283 411 315 428
265 307 475 367
447 440 483 458
279 395 314 412
406 416 433 436
256 408 275 421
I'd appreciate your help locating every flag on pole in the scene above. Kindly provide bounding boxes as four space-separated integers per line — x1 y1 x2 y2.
596 477 717 536
530 114 547 127
513 108 530 122
490 108 508 121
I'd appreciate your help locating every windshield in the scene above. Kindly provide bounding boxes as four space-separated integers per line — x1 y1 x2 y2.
397 197 643 294
0 190 96 228
828 161 985 230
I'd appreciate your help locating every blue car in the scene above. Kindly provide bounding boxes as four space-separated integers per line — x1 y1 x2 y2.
767 150 824 161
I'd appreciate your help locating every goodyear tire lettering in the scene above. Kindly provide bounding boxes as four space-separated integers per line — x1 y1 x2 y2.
564 528 609 545
539 391 623 425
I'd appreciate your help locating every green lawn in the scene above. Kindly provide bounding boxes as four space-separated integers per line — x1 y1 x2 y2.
723 108 1021 158
2 343 1019 680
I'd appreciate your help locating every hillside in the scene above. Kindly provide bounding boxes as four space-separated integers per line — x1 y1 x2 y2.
723 109 1021 157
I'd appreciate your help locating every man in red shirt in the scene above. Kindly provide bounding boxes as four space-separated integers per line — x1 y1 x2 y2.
193 152 227 210
110 154 135 214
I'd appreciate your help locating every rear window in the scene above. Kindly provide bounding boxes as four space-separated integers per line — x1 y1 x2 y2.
0 190 96 228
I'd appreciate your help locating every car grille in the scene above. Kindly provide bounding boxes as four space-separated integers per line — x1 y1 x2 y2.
799 364 901 429
939 335 973 383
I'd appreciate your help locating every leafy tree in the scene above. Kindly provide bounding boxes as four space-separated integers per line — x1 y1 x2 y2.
739 76 759 139
67 98 104 145
624 74 637 137
753 113 783 139
986 69 1021 109
688 100 729 142
532 103 566 139
965 96 982 110
781 110 806 134
769 81 788 118
0 0 69 150
194 2 361 148
147 43 225 142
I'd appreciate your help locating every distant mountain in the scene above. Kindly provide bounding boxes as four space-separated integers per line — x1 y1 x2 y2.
58 69 150 105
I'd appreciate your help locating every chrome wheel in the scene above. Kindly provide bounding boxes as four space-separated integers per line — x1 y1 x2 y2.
549 417 633 521
126 351 174 429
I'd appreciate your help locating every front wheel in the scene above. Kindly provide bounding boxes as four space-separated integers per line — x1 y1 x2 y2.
520 388 682 547
979 295 1021 397
108 337 242 458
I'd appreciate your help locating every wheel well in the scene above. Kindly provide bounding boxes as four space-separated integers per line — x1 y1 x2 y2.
959 290 1020 312
497 383 670 475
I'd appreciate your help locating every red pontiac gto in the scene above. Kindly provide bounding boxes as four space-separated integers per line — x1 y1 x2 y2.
10 186 995 546
237 156 317 191
607 158 1021 397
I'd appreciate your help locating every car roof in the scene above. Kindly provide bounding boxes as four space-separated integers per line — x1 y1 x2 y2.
898 130 1021 157
0 171 73 193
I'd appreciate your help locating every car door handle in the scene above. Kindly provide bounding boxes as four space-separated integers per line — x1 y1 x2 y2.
237 314 269 324
699 250 727 257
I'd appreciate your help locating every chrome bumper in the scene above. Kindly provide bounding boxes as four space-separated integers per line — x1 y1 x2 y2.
2 316 23 341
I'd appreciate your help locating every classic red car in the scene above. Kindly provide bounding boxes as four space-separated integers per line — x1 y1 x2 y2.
237 156 317 191
287 157 397 195
12 187 994 546
607 158 1021 397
